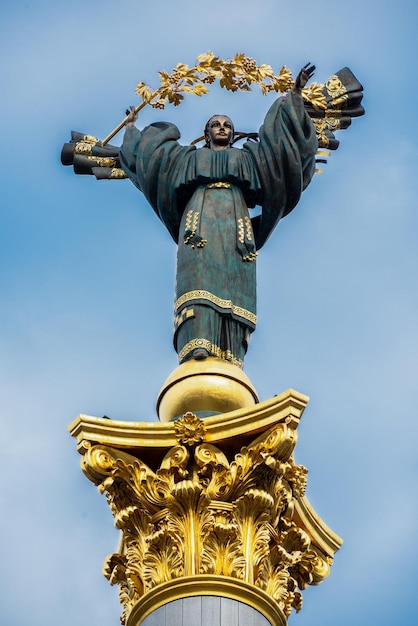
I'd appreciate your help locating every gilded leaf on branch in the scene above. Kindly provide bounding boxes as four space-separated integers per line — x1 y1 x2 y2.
132 52 328 112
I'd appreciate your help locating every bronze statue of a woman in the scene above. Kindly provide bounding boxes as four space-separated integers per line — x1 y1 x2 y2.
62 62 364 375
119 65 317 368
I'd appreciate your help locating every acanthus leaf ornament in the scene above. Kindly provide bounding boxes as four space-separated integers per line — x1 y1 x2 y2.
78 412 337 625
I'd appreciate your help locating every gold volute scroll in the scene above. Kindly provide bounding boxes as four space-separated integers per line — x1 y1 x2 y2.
71 391 342 626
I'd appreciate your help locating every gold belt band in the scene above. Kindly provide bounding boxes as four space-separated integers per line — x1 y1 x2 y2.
207 182 231 189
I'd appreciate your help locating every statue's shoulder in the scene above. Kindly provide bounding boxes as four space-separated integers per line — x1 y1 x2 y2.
142 121 181 141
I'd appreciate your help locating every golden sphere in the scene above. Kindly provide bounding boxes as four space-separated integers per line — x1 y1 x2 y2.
157 357 259 422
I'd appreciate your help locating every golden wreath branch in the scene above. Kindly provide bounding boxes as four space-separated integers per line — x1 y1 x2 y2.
102 52 327 146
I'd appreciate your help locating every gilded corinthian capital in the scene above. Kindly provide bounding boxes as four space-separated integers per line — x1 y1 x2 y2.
70 390 341 626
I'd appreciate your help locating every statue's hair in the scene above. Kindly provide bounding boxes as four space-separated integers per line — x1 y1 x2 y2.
190 116 257 147
204 115 235 147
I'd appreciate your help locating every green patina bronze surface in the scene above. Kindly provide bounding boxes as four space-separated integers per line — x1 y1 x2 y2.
119 92 317 366
61 66 365 367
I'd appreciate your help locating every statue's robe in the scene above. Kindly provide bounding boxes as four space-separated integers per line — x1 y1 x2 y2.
119 91 317 367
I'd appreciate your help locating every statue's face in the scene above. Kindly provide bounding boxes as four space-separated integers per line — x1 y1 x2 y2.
205 115 234 149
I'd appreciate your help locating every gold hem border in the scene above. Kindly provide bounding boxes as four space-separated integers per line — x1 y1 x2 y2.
126 575 286 626
178 338 243 368
175 290 257 326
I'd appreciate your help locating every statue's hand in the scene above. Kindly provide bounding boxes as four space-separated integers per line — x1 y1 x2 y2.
125 106 138 127
293 63 315 93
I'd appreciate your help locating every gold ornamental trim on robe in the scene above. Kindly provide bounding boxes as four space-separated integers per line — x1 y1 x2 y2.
178 338 243 368
175 290 257 326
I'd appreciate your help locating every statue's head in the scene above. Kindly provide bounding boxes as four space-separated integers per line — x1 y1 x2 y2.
204 115 234 149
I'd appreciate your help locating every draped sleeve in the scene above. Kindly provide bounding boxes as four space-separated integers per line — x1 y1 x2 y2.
244 91 318 250
120 121 196 243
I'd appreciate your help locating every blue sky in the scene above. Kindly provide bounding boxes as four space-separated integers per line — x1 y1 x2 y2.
1 1 417 625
